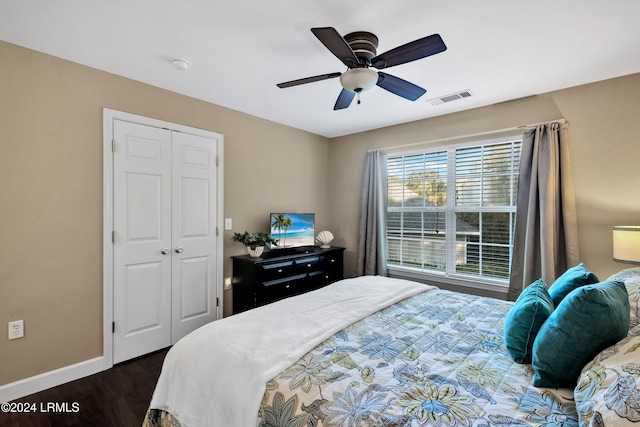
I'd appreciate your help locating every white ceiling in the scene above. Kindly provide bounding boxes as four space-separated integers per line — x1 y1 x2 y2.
2 1 640 138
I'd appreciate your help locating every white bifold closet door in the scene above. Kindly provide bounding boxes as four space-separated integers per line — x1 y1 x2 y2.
112 119 218 364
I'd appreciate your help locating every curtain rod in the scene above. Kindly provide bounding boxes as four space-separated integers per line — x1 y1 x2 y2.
373 118 567 152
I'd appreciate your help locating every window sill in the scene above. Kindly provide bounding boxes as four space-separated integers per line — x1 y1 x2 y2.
387 266 509 300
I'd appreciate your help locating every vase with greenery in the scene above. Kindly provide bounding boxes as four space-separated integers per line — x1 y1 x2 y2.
232 231 278 258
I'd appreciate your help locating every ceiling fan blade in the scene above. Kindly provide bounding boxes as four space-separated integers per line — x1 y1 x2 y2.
277 72 341 88
371 34 446 69
334 89 356 110
376 72 426 101
311 27 361 68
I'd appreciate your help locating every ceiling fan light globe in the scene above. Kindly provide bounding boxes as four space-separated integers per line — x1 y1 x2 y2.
340 68 378 93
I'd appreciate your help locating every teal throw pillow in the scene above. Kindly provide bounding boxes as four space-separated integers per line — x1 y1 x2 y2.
547 263 599 307
504 279 554 364
532 280 630 387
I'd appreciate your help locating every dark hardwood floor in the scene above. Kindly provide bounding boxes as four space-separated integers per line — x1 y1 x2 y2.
1 348 169 427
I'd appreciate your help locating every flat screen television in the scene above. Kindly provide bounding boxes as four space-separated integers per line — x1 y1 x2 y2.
270 213 315 249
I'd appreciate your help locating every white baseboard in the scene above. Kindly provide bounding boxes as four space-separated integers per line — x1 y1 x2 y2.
0 357 106 403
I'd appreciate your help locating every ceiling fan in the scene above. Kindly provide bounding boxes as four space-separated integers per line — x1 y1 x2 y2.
277 27 447 110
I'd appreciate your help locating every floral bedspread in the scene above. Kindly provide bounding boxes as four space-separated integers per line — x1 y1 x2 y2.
258 288 577 427
145 287 579 427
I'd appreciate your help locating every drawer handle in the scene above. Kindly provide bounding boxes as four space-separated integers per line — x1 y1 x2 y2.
278 269 283 273
307 263 312 268
285 284 290 289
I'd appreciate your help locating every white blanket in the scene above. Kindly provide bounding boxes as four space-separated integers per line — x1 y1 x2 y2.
149 275 432 427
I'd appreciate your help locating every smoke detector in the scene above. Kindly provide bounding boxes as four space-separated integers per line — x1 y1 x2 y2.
171 59 190 71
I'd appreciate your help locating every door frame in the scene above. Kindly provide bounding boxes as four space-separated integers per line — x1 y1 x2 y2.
102 108 224 369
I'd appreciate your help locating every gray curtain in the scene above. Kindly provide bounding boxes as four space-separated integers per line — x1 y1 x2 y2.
357 150 388 276
508 122 579 300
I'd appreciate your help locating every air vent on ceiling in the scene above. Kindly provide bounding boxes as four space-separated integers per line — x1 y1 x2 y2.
427 89 474 106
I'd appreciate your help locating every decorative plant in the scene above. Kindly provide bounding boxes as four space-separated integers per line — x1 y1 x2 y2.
232 231 278 249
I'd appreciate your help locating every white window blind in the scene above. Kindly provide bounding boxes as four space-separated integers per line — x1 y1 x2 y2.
387 137 522 285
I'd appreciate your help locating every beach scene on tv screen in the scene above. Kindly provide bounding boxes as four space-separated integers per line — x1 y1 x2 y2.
270 213 315 248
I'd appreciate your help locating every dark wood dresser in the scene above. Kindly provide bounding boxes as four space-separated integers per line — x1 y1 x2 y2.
231 246 345 313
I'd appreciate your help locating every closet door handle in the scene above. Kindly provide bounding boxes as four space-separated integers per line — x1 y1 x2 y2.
175 247 184 254
161 248 170 255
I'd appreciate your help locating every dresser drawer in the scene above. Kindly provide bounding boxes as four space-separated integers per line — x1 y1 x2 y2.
260 274 308 303
324 255 340 267
259 260 296 281
294 256 321 273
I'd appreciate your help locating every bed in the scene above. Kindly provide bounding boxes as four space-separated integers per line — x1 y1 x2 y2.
143 268 640 427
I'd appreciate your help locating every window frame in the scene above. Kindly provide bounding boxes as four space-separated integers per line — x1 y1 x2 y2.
386 135 523 293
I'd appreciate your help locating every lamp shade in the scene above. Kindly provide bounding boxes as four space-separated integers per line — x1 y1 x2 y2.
613 226 640 264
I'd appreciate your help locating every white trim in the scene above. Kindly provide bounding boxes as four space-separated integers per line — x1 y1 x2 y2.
0 356 105 403
103 109 115 369
388 266 509 294
216 141 225 319
102 108 224 371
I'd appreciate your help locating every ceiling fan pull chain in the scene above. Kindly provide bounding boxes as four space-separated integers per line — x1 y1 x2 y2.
357 91 361 105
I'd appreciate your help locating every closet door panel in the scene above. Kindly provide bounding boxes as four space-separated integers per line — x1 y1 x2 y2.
181 177 210 237
180 256 210 318
113 120 172 364
171 131 218 343
124 262 164 332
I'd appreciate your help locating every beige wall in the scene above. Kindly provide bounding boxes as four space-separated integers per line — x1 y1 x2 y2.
0 41 330 386
328 73 640 287
2 37 639 390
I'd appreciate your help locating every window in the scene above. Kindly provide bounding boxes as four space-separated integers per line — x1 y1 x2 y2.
387 137 522 287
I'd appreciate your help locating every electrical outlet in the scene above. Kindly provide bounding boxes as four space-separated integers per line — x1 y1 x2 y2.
224 218 232 230
8 320 24 340
224 277 232 290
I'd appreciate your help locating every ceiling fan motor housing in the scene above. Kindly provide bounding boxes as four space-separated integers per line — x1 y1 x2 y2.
344 31 379 63
340 31 380 93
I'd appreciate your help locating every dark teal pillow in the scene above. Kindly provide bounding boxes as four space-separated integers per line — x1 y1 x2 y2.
548 263 599 307
504 279 554 364
532 280 630 387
